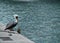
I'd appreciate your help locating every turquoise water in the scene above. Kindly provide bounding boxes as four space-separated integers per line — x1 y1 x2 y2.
0 0 60 43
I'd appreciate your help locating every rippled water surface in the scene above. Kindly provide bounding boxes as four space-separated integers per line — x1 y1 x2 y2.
0 0 60 43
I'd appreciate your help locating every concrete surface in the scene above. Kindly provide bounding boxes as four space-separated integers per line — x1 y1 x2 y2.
0 22 35 43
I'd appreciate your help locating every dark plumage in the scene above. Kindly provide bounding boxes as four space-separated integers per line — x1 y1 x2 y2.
5 21 18 31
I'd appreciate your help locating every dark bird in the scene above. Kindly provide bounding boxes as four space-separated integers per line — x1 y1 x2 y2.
4 14 18 31
17 27 21 34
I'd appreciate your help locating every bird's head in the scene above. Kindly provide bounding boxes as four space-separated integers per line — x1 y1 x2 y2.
14 14 18 20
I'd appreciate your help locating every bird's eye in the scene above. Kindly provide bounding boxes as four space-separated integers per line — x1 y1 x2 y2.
16 16 18 18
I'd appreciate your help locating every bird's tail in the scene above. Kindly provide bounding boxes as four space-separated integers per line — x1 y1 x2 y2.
4 28 7 30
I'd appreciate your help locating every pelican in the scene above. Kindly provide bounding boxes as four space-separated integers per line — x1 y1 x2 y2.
4 14 18 31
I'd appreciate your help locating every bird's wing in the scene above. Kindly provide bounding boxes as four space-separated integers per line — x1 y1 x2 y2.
6 21 14 29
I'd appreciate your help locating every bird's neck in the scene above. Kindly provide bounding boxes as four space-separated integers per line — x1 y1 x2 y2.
15 19 18 23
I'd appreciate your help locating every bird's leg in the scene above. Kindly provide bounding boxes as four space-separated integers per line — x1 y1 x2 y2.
10 28 14 31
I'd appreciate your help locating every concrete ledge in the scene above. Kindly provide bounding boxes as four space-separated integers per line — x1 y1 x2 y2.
0 22 35 43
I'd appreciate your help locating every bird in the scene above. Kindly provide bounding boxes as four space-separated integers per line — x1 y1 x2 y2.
17 27 21 34
4 14 18 31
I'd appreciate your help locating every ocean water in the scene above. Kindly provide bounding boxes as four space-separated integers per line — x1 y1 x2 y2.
0 0 60 43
